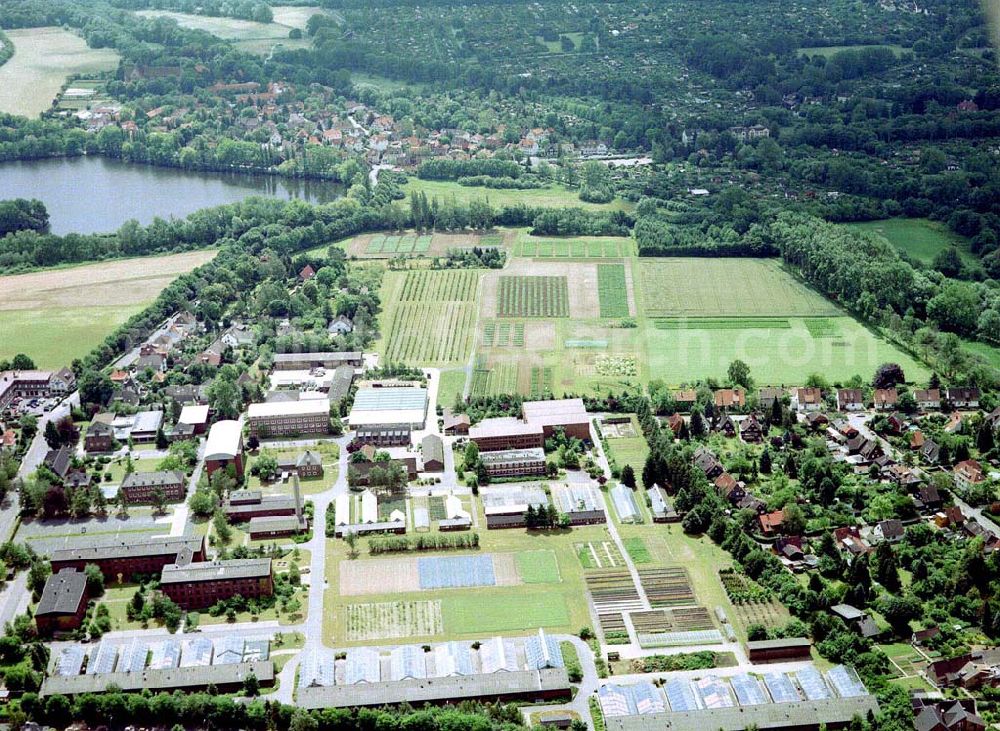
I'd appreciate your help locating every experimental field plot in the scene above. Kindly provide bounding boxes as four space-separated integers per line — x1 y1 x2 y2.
345 601 443 641
497 276 570 318
597 264 630 318
380 270 480 364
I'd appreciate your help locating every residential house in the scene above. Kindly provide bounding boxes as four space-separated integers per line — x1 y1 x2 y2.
666 413 684 435
327 315 353 335
910 430 925 450
836 389 865 411
914 389 941 410
299 265 316 281
873 388 898 411
758 387 784 411
714 473 745 505
673 390 697 412
946 388 980 409
758 510 785 536
834 526 870 557
714 388 746 410
739 414 763 443
834 419 859 440
874 519 904 543
84 420 114 453
693 447 724 479
792 387 823 412
944 412 964 435
954 460 985 491
918 484 943 511
221 324 255 349
912 700 986 731
922 439 942 464
934 505 965 529
831 604 880 638
806 412 829 430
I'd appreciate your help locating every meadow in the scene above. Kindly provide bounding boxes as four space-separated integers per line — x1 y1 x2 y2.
133 10 312 54
844 218 974 266
516 236 637 258
0 28 119 118
379 270 481 365
797 44 906 58
0 250 216 367
403 178 632 212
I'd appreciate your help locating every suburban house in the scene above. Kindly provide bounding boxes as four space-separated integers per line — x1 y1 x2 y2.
954 460 985 491
739 414 763 443
791 387 823 412
758 510 785 536
836 389 865 411
35 569 89 636
912 699 986 731
946 387 980 409
673 390 697 412
873 519 905 544
922 439 942 464
714 388 745 409
831 604 880 638
914 389 941 410
873 388 898 411
83 420 114 453
327 315 354 335
693 447 724 479
758 387 784 411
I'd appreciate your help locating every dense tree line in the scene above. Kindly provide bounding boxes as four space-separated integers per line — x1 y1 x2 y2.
417 158 523 181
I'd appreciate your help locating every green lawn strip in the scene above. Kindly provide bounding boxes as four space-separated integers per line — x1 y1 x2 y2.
623 536 652 564
441 592 569 633
516 549 562 583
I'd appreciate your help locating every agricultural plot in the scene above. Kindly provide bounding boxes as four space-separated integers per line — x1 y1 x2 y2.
469 356 519 398
380 270 480 364
731 599 790 632
597 264 630 318
585 570 643 614
638 258 840 319
497 276 570 318
517 237 636 258
345 601 443 641
844 217 974 266
576 541 624 569
481 321 526 348
516 550 562 584
599 612 630 645
623 537 652 564
441 593 569 634
339 553 521 596
0 28 119 118
0 251 216 367
529 366 555 398
604 417 650 475
638 567 697 608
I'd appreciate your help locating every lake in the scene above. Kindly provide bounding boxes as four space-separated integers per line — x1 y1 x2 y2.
0 156 344 234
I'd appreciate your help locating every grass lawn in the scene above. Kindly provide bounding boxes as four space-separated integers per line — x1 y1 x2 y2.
437 368 468 408
516 549 562 583
606 438 649 476
622 536 652 564
441 592 570 633
403 178 632 212
0 251 216 368
962 339 1000 369
844 218 974 266
0 28 119 117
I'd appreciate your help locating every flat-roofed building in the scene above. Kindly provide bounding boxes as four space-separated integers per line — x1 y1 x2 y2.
39 661 274 697
469 418 544 452
272 351 363 371
178 404 210 434
348 387 428 430
480 447 547 478
49 535 207 579
120 470 186 504
354 425 411 446
160 557 273 609
247 400 330 438
746 637 812 663
522 398 590 440
35 569 88 636
205 420 244 479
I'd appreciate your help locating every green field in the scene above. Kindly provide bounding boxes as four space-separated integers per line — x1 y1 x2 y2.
638 258 840 319
623 536 652 564
517 237 636 258
0 28 119 117
133 10 312 54
798 44 906 58
516 550 562 583
470 357 519 398
441 593 570 633
379 270 481 364
403 178 632 212
436 368 468 407
962 339 1000 369
844 218 974 266
0 251 216 368
497 276 569 318
597 264 630 318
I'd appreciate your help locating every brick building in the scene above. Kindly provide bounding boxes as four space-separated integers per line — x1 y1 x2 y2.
204 420 244 479
120 470 186 504
480 448 547 478
247 400 330 438
159 557 273 609
469 418 545 451
272 351 363 371
49 535 206 580
35 569 88 636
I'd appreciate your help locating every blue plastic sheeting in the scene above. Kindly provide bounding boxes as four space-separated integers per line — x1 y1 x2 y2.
764 672 801 703
418 555 496 589
731 673 768 706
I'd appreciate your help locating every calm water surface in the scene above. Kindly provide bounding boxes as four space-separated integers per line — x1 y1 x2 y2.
0 156 344 234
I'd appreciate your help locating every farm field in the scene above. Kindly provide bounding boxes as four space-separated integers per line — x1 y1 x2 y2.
0 250 217 367
637 258 840 319
497 276 569 318
133 10 312 54
378 269 481 365
0 28 119 118
516 236 637 259
597 264 630 318
322 518 608 645
403 178 633 212
844 218 975 266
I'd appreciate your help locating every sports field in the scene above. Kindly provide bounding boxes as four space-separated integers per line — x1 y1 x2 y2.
0 250 216 367
0 28 119 117
844 218 974 266
379 270 481 365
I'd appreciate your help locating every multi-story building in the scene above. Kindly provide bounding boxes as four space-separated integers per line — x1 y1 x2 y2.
159 557 273 609
469 418 545 452
49 535 206 579
479 448 547 478
204 420 244 479
247 400 330 438
0 369 75 410
35 569 89 636
83 420 114 453
272 351 363 371
120 471 186 504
